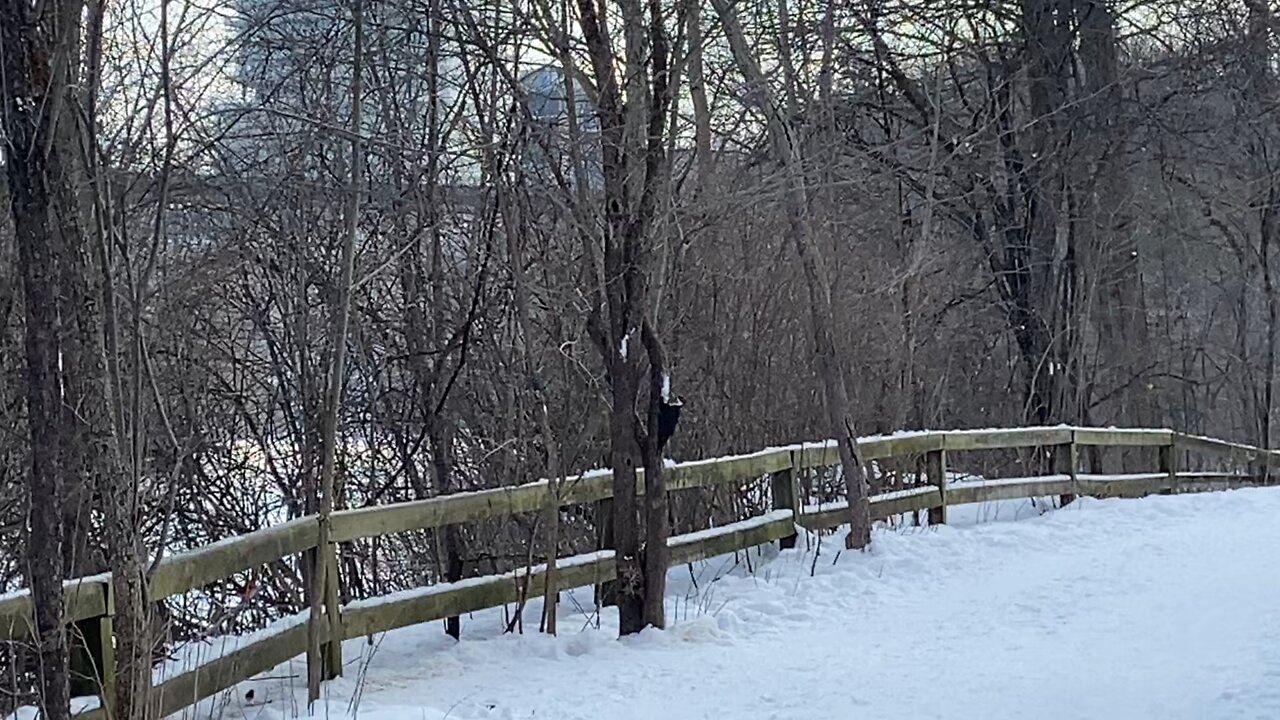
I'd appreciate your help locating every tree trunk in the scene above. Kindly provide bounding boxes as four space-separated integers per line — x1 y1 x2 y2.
1 0 81 713
307 0 362 701
711 0 871 549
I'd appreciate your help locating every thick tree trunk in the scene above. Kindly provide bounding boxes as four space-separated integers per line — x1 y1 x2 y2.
609 370 645 635
575 0 674 635
639 323 670 627
1 0 80 714
7 161 72 720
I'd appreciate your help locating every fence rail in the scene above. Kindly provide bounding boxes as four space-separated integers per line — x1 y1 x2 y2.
2 425 1275 719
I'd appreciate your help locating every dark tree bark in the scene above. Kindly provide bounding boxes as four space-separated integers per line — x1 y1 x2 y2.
574 0 676 634
1 0 83 714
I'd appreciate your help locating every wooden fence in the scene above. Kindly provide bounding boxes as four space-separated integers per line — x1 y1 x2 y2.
0 426 1273 719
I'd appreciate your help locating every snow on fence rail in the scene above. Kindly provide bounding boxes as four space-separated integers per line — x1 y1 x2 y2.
2 425 1276 719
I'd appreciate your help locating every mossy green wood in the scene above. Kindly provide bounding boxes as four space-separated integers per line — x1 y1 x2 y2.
0 576 109 641
942 428 1073 451
667 515 795 566
797 487 941 532
1073 429 1173 447
1174 433 1280 465
149 517 320 601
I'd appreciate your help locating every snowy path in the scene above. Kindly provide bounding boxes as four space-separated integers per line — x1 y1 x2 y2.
188 489 1280 720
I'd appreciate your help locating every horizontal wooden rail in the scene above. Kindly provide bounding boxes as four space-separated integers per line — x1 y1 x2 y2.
943 427 1074 451
1073 428 1173 447
0 575 110 641
797 486 941 532
146 615 314 720
150 517 320 601
71 512 802 720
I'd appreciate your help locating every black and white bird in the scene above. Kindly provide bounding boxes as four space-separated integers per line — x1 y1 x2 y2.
657 395 682 452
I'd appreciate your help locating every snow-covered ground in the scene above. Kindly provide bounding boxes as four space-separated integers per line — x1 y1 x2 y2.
173 488 1280 720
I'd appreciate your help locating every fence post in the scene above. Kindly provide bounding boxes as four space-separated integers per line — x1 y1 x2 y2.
594 498 616 608
1158 441 1178 494
770 454 800 549
69 582 115 714
925 449 948 525
322 542 343 680
307 518 343 702
1259 450 1278 486
1053 438 1079 506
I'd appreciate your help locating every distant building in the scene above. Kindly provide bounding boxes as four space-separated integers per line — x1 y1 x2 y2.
518 64 601 192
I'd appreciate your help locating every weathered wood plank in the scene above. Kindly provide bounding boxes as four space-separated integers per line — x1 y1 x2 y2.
944 474 1179 507
1174 434 1280 465
943 428 1073 452
1176 477 1267 493
149 517 320 601
946 477 1076 506
665 450 793 492
860 434 945 460
1075 475 1172 499
331 475 612 543
925 450 947 525
770 465 800 549
0 576 110 641
1073 428 1173 447
792 444 841 470
1175 472 1255 480
341 554 615 640
332 452 791 544
797 487 941 532
150 616 312 719
668 512 795 565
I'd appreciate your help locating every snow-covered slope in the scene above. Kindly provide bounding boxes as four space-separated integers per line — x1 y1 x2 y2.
173 489 1280 720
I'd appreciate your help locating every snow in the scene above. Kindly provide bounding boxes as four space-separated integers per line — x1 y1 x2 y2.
160 488 1280 720
961 473 1072 489
8 697 99 720
1077 473 1170 482
0 572 110 607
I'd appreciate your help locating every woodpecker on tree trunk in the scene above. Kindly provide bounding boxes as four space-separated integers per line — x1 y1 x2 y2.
657 395 682 452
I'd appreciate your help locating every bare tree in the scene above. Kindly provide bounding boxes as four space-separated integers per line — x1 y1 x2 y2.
711 0 872 548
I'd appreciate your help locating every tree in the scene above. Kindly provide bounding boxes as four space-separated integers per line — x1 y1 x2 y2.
570 0 680 632
2 0 92 713
711 0 872 548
